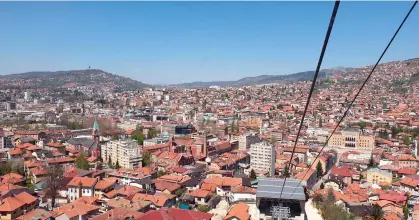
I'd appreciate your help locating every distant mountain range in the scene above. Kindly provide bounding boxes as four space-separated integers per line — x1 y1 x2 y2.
2 58 418 90
0 69 149 90
171 58 419 88
172 70 330 88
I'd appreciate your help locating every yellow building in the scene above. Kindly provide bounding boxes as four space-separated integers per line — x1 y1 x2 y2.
366 168 392 185
327 127 375 150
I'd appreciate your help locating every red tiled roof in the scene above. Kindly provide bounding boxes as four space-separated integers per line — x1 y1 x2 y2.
94 178 117 190
90 208 143 220
379 191 407 205
224 202 250 220
8 148 23 155
139 208 213 220
330 166 358 177
397 167 416 175
67 177 98 188
188 189 211 198
52 202 99 218
0 173 24 184
0 192 37 212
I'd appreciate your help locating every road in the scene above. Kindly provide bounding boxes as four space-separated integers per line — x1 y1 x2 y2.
305 199 323 220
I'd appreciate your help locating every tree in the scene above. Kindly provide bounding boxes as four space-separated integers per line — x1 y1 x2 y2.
157 170 166 178
403 136 411 146
25 176 34 191
142 152 152 167
115 160 121 170
250 169 257 180
369 154 376 167
316 162 324 179
147 128 158 139
174 188 186 197
283 165 290 178
326 188 336 204
39 131 47 139
97 153 103 162
359 121 367 130
75 154 90 170
313 193 324 204
197 204 210 213
131 130 145 145
319 116 323 128
45 165 63 209
108 156 113 168
369 204 384 220
0 161 12 175
403 205 409 220
16 163 25 176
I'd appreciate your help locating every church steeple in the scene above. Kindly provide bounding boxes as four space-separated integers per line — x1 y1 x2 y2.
93 119 100 137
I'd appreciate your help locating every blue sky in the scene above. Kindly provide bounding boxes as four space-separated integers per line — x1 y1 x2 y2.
0 2 418 84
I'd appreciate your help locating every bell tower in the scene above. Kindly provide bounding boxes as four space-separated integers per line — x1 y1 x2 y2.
92 119 100 157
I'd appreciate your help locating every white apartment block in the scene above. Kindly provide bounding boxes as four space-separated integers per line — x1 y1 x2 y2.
238 133 260 151
102 139 142 169
250 142 276 176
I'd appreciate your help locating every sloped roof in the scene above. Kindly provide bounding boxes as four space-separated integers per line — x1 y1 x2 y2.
67 137 98 149
90 208 143 220
0 192 37 212
139 208 213 220
256 178 305 201
224 202 250 220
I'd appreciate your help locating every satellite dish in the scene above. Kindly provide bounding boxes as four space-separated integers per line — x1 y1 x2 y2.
205 157 211 164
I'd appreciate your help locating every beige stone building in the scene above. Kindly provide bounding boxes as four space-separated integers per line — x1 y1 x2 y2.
327 127 375 150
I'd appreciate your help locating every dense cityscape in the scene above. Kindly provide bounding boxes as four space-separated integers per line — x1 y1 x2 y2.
0 57 418 220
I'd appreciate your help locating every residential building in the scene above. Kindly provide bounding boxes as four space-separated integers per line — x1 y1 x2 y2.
250 142 276 176
329 166 360 187
232 133 259 151
143 137 169 147
93 178 117 199
102 139 142 169
366 168 392 185
228 186 256 203
224 202 251 220
0 192 37 220
67 177 98 201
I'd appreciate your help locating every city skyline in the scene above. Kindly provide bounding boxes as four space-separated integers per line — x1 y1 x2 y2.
0 1 418 84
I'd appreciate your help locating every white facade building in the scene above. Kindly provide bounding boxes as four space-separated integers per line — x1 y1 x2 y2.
250 142 276 176
67 177 98 202
102 139 142 169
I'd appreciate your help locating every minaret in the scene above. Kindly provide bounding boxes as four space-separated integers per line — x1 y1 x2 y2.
92 119 100 157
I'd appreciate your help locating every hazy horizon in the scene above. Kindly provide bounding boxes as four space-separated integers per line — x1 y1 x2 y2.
1 1 418 84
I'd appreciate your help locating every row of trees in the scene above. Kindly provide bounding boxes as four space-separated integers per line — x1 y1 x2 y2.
313 189 355 220
131 126 159 145
0 160 25 176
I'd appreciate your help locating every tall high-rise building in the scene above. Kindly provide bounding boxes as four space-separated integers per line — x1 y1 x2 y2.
24 91 31 101
250 142 276 176
102 139 142 169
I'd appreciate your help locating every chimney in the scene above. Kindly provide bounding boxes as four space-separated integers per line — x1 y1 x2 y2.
168 136 173 152
203 135 208 158
78 181 83 198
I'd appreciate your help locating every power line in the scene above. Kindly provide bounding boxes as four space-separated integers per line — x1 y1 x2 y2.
287 0 418 199
277 0 341 200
